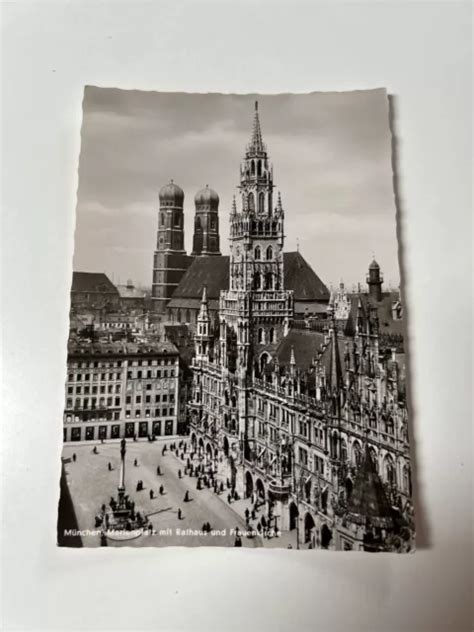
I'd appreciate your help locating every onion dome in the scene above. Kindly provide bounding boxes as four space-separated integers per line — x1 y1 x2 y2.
159 180 184 207
194 185 219 211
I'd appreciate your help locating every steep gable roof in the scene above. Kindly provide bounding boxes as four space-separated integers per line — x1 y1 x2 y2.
171 251 329 302
276 328 326 370
71 272 118 295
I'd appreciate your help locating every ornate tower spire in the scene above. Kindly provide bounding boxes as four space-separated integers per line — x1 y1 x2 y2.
248 100 265 154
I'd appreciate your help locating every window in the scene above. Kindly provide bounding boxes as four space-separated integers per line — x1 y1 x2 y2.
269 328 275 344
126 396 131 404
77 374 82 381
67 387 73 394
147 370 152 378
76 386 82 394
162 394 168 403
136 396 141 404
68 373 73 381
135 410 141 418
137 371 142 379
66 398 73 408
146 384 152 391
298 447 308 466
145 395 151 404
100 386 105 394
266 245 273 260
115 397 120 406
254 246 261 260
85 374 90 381
155 395 161 403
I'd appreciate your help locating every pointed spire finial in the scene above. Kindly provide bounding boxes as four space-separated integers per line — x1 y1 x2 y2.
231 194 237 214
296 237 300 252
290 345 296 366
249 101 264 153
277 191 282 212
201 284 207 304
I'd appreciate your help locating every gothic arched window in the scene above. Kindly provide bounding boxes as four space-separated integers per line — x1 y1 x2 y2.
185 309 191 323
258 192 265 213
257 160 262 177
160 213 165 226
269 328 275 343
384 454 396 486
265 272 273 290
352 441 361 466
258 328 264 344
248 192 255 211
251 160 255 175
254 246 261 260
253 272 261 290
266 245 273 260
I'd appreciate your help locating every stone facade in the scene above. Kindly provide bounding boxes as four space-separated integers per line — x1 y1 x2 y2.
187 102 414 551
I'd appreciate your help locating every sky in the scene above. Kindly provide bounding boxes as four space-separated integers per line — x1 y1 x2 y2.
73 87 401 291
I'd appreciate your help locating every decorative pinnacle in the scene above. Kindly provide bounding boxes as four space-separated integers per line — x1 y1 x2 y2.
277 191 282 211
290 345 296 366
231 195 237 214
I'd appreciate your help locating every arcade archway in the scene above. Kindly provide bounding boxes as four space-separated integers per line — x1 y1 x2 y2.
321 523 332 549
245 471 254 498
255 478 265 501
304 512 315 544
289 502 299 531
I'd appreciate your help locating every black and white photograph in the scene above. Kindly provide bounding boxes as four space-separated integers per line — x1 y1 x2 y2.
58 88 415 551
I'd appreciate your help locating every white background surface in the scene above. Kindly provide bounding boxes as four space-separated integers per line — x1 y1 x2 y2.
1 2 472 631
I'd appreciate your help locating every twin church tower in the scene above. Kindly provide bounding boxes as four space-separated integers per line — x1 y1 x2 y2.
151 177 221 313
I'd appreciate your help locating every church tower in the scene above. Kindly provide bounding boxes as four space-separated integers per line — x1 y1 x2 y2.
192 186 221 256
366 258 384 302
151 180 189 314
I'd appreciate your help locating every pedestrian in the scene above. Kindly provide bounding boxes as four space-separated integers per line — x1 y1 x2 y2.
227 493 232 504
245 508 250 520
72 453 76 462
134 458 138 467
159 484 164 495
178 469 182 479
156 465 161 476
261 516 267 529
100 532 108 547
184 490 190 503
149 489 154 499
93 446 98 455
234 536 242 547
108 462 112 471
101 438 104 444
251 509 256 521
220 481 224 493
196 478 201 490
226 478 230 489
178 508 182 520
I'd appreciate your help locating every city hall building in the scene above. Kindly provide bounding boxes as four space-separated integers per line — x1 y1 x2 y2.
186 103 414 552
